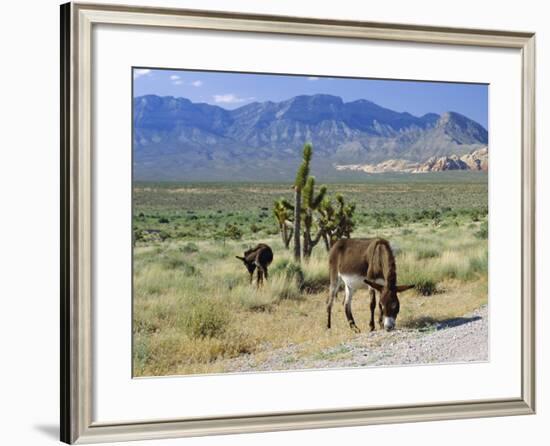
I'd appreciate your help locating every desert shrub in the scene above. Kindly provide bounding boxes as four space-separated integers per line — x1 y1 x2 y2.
223 223 242 241
270 276 302 301
475 220 489 239
272 259 305 289
275 284 302 300
158 216 169 224
221 274 242 291
158 230 171 241
467 248 488 277
237 292 276 312
180 242 199 253
302 258 330 293
265 226 279 236
160 255 197 275
180 299 230 339
133 334 150 372
134 329 256 374
416 247 440 260
133 229 145 243
415 278 438 296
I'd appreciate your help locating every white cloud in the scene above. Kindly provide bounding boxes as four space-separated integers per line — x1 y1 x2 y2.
173 80 183 85
191 80 203 87
170 75 180 80
308 76 319 81
213 93 249 104
133 69 151 79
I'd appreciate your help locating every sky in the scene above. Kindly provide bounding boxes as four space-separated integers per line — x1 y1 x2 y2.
133 68 488 129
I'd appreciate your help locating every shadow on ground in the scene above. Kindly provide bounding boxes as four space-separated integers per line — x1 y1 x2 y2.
403 315 482 331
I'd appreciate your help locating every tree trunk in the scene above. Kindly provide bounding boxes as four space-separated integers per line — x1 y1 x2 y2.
280 223 287 247
282 223 293 249
303 209 311 259
322 232 331 252
293 187 301 262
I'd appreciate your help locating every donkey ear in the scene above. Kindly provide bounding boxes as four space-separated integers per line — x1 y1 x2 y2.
364 279 384 292
395 284 415 293
235 256 245 261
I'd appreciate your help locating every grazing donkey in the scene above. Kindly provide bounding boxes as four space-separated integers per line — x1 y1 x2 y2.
327 238 414 332
236 243 274 287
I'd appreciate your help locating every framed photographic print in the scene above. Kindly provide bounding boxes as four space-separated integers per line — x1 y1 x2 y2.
60 2 536 444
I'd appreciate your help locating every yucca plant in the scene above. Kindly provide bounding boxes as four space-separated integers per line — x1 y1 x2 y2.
273 198 294 249
292 143 312 262
302 176 327 259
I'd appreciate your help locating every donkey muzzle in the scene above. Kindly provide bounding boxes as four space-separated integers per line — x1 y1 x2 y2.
383 317 395 331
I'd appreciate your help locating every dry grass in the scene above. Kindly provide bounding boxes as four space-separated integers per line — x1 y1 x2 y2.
133 222 488 376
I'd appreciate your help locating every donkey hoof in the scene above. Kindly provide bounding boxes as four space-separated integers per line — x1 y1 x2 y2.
350 324 361 334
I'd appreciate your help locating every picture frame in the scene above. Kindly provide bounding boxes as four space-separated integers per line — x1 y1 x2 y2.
60 2 536 444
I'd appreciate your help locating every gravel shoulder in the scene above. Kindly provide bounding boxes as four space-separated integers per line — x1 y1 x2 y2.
223 305 488 372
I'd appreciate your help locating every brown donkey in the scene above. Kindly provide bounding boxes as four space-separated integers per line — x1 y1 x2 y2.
327 238 414 332
236 243 274 287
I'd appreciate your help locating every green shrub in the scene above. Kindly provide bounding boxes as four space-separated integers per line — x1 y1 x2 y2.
160 256 197 275
224 223 242 240
180 299 230 339
274 282 302 300
415 279 438 296
181 242 199 253
272 259 305 289
133 335 150 372
469 250 488 276
416 248 440 260
475 221 489 239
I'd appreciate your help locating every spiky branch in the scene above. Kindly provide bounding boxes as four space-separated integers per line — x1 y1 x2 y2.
318 193 356 250
273 198 294 249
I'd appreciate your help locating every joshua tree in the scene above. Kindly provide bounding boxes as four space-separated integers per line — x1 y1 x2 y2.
273 198 294 249
301 176 327 259
318 193 356 250
292 143 312 262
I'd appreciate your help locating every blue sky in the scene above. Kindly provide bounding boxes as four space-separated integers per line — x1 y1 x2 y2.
133 68 488 128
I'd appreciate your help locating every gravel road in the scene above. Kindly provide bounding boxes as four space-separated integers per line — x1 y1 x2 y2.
224 305 488 372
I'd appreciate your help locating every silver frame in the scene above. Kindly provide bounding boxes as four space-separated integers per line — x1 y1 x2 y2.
60 2 536 444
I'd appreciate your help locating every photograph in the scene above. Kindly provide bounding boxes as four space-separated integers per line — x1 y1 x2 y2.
131 67 489 377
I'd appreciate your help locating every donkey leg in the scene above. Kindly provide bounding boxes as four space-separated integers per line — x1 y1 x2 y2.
326 281 338 329
344 285 360 333
256 268 263 288
369 289 376 332
258 265 268 284
378 302 384 329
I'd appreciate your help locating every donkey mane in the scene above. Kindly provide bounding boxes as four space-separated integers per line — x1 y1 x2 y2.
365 238 397 289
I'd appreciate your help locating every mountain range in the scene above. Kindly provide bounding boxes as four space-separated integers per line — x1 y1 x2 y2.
133 94 488 181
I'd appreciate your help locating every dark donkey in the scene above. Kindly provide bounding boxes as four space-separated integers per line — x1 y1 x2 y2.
236 243 274 287
327 238 414 332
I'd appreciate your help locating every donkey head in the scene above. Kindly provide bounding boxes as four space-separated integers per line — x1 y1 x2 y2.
364 280 415 331
236 255 256 275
